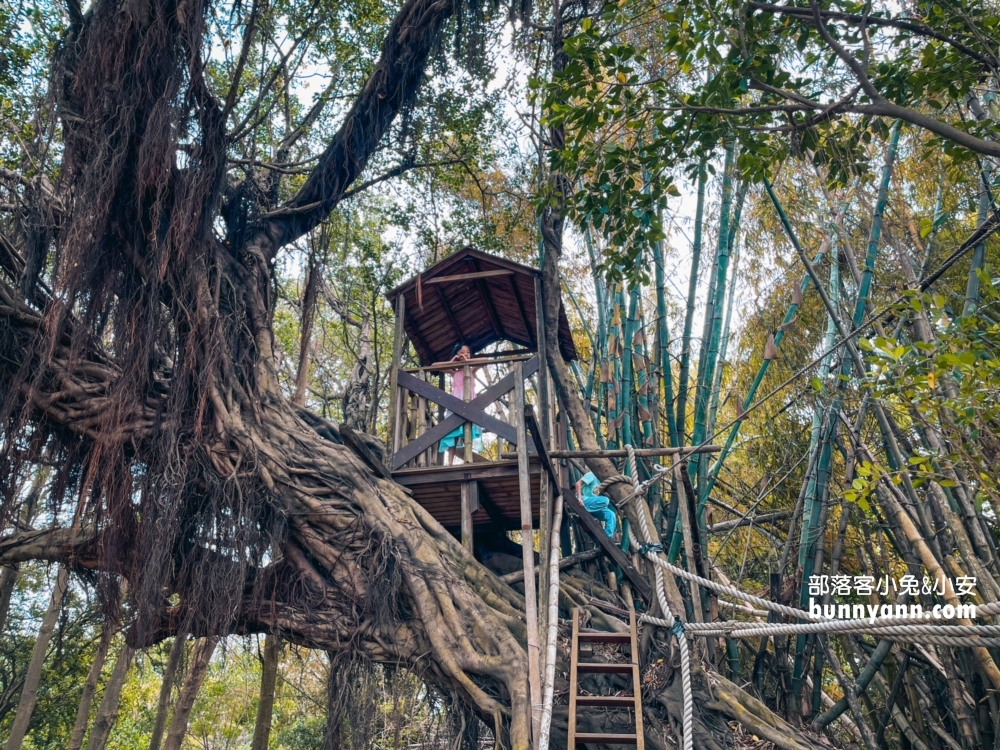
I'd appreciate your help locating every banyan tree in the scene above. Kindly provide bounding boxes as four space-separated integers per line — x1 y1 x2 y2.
3 0 1000 747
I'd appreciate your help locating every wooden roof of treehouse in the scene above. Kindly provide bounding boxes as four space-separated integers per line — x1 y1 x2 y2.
386 247 578 364
384 248 652 600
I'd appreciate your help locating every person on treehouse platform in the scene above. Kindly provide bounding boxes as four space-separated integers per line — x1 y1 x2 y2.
576 471 618 538
439 343 483 465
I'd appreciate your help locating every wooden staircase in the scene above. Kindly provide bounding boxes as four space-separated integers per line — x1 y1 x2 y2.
568 606 644 748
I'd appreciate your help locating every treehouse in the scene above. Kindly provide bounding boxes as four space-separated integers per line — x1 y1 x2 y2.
384 247 577 552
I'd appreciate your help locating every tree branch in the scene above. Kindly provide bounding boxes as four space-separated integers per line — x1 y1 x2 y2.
221 0 261 118
748 2 999 71
251 0 457 260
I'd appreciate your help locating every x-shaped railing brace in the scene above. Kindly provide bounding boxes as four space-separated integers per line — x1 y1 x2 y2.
391 356 539 470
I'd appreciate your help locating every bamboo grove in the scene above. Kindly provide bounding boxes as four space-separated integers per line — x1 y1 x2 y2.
549 116 1000 747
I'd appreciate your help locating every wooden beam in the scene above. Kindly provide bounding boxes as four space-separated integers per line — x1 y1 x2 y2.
395 370 517 444
507 274 535 346
386 294 406 466
392 461 528 486
471 258 505 340
515 361 542 743
390 357 538 470
433 283 464 342
524 408 653 603
424 269 514 284
407 352 536 372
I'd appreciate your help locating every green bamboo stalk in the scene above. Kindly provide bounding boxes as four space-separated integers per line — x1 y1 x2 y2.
701 242 828 500
918 168 946 279
583 226 608 338
675 159 708 444
797 231 841 572
706 182 747 444
606 285 625 448
691 143 736 510
620 286 640 448
653 235 680 448
964 160 993 315
670 145 736 561
634 300 654 446
790 121 901 702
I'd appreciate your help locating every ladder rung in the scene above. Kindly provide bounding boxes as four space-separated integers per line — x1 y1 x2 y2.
577 662 635 674
578 631 631 644
576 695 636 707
574 732 638 744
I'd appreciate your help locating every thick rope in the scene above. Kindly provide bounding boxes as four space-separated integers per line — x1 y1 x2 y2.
589 443 1000 750
612 446 693 750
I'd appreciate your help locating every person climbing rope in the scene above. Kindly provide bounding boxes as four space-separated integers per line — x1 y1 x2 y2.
576 469 618 537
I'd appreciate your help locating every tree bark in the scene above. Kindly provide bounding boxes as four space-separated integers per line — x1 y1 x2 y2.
4 565 68 750
293 253 320 408
250 634 282 750
342 317 373 432
0 472 44 634
148 634 187 750
162 637 218 750
0 566 18 634
321 654 345 750
67 625 114 750
85 643 135 750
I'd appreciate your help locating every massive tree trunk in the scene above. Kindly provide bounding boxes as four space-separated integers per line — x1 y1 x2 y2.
0 0 539 746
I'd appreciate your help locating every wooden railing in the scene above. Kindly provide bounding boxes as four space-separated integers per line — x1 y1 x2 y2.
389 353 540 471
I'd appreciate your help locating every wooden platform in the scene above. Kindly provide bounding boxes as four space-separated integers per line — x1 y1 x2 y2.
391 459 542 530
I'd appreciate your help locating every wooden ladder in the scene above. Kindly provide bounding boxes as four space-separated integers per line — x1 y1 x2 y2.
568 606 644 748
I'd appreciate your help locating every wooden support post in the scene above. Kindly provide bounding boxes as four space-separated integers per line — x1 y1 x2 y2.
436 373 445 465
386 294 406 467
538 471 551 682
534 276 552 686
461 481 478 553
463 363 473 463
417 370 428 467
515 361 542 745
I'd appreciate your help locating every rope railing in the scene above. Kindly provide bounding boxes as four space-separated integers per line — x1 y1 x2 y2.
595 444 1000 749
